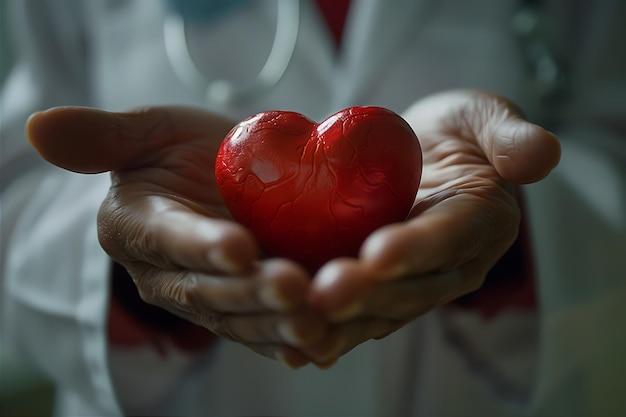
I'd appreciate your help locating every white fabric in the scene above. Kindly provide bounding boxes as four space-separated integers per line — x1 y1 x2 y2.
1 0 625 415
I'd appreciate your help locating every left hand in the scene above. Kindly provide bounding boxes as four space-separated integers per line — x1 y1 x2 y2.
26 106 326 367
305 90 561 366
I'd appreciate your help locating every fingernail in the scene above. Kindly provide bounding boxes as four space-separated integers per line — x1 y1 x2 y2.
208 248 241 274
259 285 290 311
315 358 338 370
545 129 558 138
314 262 341 290
328 301 362 322
375 263 408 281
275 351 308 369
278 322 301 346
307 334 345 364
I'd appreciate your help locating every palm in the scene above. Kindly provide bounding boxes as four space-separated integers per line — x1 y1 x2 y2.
414 128 515 216
111 132 232 221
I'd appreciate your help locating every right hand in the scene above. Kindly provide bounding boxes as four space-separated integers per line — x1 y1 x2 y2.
27 105 329 367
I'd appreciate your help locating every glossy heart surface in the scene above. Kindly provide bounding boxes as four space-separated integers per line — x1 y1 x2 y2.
215 107 422 272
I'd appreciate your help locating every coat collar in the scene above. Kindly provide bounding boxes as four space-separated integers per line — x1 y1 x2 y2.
331 0 431 108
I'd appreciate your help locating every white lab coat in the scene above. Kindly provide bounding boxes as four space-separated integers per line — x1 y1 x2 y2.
1 0 625 416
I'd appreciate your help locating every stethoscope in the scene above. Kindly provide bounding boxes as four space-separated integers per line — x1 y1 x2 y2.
164 0 567 107
164 0 300 106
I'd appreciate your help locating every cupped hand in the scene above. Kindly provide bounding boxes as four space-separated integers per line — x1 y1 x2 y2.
27 106 327 367
306 90 561 365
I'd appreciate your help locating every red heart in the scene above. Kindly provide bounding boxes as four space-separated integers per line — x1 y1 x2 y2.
215 106 422 272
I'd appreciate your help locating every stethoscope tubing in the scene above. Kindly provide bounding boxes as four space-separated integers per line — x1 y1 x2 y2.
163 0 300 106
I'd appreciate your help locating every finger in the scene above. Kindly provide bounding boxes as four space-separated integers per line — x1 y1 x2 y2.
238 344 314 369
99 198 259 274
341 270 476 322
193 312 328 349
309 258 375 320
404 90 561 184
240 344 313 369
255 259 313 312
311 256 486 324
137 266 327 354
485 116 561 184
303 318 402 367
26 106 235 174
274 346 312 369
131 259 311 317
359 191 520 279
146 211 258 275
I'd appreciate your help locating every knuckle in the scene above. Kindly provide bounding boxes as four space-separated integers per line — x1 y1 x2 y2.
161 272 199 314
97 190 176 269
134 270 194 312
130 106 175 141
135 284 159 307
203 315 240 342
97 193 154 263
126 219 171 268
97 195 128 259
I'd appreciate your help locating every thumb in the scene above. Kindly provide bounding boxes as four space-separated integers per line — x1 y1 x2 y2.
487 116 561 184
27 106 235 174
404 90 561 184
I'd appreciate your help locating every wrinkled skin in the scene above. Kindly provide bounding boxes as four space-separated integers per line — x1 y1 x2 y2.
27 90 560 368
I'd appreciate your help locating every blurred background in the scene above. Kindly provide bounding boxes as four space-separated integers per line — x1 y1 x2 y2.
1 1 55 416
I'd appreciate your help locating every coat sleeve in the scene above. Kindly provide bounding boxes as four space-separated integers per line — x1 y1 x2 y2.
1 1 123 415
1 0 91 258
526 0 626 414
